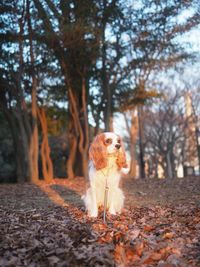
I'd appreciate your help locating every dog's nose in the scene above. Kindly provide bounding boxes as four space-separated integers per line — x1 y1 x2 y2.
115 144 121 150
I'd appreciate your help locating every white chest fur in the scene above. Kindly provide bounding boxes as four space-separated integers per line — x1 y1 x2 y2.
88 156 123 210
89 157 120 187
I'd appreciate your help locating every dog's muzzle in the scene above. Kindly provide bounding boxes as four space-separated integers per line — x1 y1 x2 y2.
115 144 121 150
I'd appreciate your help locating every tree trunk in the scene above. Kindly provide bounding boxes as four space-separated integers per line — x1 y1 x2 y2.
11 3 33 182
69 79 89 179
108 116 114 132
167 151 173 179
30 82 39 183
195 127 200 174
27 0 39 183
3 109 27 182
37 107 53 182
64 72 89 179
104 87 112 131
66 87 79 179
16 107 33 182
0 1 39 183
130 112 138 177
124 110 138 177
101 0 112 132
66 130 77 179
79 77 89 179
138 105 146 179
2 96 33 183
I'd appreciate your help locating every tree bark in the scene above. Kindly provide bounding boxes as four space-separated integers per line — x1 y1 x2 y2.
1 90 33 183
67 82 89 179
27 0 39 183
101 0 113 132
124 110 138 177
66 130 78 179
62 62 90 178
79 77 89 179
13 3 33 182
37 107 54 182
138 105 146 179
3 109 26 182
166 151 173 179
130 112 138 177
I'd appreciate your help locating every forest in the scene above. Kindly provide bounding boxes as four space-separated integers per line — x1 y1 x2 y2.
0 0 200 266
0 0 199 183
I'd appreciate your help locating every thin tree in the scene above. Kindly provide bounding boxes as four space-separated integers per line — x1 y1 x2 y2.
26 0 39 183
37 107 54 182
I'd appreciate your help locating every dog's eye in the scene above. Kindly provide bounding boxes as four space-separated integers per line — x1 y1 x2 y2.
117 139 121 144
105 138 112 145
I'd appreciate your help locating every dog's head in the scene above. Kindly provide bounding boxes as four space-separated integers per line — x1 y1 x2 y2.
89 132 128 170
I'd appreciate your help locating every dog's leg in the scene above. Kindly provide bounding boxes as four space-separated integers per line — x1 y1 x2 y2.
89 186 98 217
115 188 124 214
108 190 116 215
109 188 124 215
109 207 116 215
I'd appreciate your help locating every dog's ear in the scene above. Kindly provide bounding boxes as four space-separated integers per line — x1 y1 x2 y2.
116 137 128 170
89 133 107 170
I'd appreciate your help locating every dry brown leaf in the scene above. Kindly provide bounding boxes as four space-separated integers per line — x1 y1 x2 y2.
134 240 145 257
151 252 163 261
113 231 125 244
141 252 155 265
123 245 141 264
162 232 175 239
144 225 155 232
114 243 127 265
129 228 140 240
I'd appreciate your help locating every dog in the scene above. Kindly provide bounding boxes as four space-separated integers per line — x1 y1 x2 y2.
82 132 129 217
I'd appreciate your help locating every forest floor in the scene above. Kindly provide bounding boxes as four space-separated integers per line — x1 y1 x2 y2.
0 176 200 267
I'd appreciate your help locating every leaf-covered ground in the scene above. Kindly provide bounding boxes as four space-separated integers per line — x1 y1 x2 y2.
0 177 200 266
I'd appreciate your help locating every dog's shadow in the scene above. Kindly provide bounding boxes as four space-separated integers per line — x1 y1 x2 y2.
50 184 84 209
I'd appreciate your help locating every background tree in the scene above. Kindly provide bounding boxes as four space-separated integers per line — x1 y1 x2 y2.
143 92 187 178
181 74 200 174
123 109 138 177
90 0 129 132
117 0 200 178
0 1 39 182
37 107 53 182
0 0 59 182
32 0 102 178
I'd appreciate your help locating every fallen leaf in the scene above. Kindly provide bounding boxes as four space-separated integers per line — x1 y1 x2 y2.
114 243 127 265
162 232 175 239
134 240 145 257
129 228 140 240
144 225 155 232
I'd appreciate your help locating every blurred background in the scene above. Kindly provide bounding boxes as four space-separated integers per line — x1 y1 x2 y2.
0 0 200 183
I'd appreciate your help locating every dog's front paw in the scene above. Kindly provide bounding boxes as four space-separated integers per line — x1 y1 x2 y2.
88 210 98 218
121 167 130 175
109 208 116 216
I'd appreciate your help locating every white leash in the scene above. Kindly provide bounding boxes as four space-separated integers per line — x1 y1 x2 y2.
101 161 114 224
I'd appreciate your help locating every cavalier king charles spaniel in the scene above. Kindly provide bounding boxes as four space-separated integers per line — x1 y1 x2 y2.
82 132 129 217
